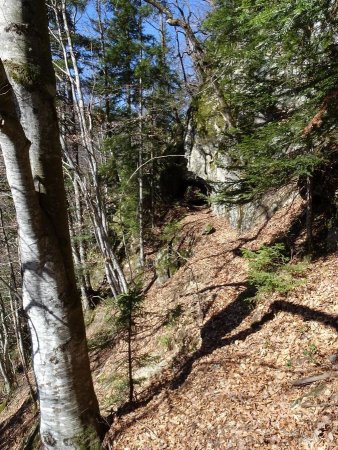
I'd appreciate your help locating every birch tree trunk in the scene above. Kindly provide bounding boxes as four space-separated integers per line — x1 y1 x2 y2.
50 0 128 297
0 1 102 448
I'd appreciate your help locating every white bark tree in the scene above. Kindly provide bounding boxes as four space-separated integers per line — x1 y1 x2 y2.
0 1 103 448
49 0 128 297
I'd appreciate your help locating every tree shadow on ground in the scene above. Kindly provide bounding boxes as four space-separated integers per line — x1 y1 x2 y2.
103 199 338 443
0 396 38 450
170 284 256 389
104 287 338 446
104 284 256 433
170 296 338 390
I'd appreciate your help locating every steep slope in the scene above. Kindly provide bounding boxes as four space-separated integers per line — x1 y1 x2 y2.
100 197 338 449
0 194 337 449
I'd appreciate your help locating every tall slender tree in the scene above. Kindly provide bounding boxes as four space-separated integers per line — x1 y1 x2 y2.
0 1 103 447
92 0 182 269
49 0 129 298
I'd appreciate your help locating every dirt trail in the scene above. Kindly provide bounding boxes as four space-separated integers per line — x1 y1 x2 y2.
1 199 337 450
102 202 338 450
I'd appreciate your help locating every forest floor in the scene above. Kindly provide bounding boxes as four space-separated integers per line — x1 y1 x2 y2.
0 194 337 450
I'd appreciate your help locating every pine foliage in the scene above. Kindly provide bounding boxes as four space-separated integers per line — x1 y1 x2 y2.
203 0 338 202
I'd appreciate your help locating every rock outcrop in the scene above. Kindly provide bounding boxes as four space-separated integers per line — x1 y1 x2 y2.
185 112 298 232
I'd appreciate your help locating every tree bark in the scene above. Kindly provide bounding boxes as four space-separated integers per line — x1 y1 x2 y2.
51 0 128 297
306 175 313 254
0 1 102 448
144 0 235 127
0 293 14 394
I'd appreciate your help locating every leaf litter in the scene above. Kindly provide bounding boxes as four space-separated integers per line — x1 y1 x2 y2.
102 196 338 450
1 194 337 450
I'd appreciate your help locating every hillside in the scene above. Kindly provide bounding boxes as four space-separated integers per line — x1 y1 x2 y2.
99 200 338 450
2 193 337 449
0 1 338 448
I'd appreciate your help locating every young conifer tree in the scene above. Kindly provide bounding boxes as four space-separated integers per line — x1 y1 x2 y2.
93 0 182 264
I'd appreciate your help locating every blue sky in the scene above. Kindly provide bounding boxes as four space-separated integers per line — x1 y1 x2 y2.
71 0 210 85
74 0 210 57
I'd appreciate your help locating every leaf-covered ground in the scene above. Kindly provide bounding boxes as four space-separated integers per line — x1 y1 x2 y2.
100 197 338 450
1 195 337 449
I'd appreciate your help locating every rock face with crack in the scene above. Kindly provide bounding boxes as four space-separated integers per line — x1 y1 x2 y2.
185 114 298 232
